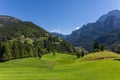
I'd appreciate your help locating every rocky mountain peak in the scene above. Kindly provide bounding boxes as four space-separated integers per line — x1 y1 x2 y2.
0 15 21 24
97 9 120 22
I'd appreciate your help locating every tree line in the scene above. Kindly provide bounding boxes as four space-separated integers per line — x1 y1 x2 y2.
0 36 76 62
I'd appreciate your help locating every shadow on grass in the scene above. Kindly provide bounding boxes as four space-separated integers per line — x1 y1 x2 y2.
114 59 120 61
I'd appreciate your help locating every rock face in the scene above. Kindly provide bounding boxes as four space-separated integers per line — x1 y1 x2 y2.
0 15 21 24
55 10 120 51
96 29 120 51
97 10 120 22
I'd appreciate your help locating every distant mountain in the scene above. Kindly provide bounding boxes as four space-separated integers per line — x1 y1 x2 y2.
0 15 76 61
57 10 120 51
51 32 68 39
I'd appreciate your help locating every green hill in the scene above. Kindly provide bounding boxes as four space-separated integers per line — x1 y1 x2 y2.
0 15 76 61
0 51 120 80
78 51 120 61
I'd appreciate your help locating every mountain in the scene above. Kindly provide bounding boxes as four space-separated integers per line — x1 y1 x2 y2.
96 29 120 51
0 15 21 24
97 10 120 22
57 10 120 51
0 15 76 61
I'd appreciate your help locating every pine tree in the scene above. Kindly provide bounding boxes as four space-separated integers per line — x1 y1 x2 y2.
38 46 42 58
93 42 100 52
1 42 12 61
115 44 120 54
93 42 100 50
11 41 19 58
52 49 55 56
101 45 104 51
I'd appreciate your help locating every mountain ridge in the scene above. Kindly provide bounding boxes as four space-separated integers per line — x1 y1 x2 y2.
97 9 120 22
54 10 120 51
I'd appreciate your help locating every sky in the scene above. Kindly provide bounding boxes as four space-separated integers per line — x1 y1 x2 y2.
0 0 120 34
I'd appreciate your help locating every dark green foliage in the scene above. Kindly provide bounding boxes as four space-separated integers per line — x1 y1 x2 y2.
0 42 12 61
76 53 81 58
0 41 33 61
101 45 104 51
115 44 120 54
37 46 42 58
76 48 87 58
81 48 86 57
0 40 45 61
52 49 55 56
0 38 76 61
0 22 48 40
93 42 104 52
93 42 100 50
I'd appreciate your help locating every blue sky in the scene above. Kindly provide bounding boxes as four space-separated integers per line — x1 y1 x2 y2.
0 0 120 34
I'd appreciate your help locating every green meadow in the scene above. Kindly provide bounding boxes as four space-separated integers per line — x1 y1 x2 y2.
0 51 120 80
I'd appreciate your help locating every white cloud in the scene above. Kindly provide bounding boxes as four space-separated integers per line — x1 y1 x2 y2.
75 26 80 30
50 29 62 33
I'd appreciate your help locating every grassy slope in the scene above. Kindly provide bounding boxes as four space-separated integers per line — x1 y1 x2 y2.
78 51 120 61
0 52 120 80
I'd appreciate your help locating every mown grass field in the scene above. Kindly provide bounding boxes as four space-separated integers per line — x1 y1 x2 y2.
0 51 120 80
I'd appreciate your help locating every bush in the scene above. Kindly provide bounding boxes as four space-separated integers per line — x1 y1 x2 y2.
76 48 87 58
